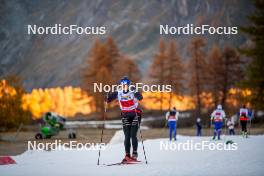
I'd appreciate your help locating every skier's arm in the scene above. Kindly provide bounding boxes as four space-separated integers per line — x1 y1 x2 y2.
106 91 118 103
222 111 226 120
246 109 249 118
135 92 143 101
165 111 169 120
210 111 215 120
176 111 179 121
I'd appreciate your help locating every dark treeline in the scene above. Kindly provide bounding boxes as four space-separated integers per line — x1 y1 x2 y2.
150 38 243 121
0 75 31 131
82 36 246 120
240 0 264 111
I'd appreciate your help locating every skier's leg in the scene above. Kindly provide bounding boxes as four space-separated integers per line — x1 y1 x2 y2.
213 123 217 140
217 129 221 140
241 121 246 137
198 128 201 136
213 130 217 140
169 122 173 141
129 110 141 159
240 120 244 133
197 127 202 136
174 122 177 140
123 125 131 155
131 112 139 153
242 121 247 137
230 129 235 135
244 121 248 137
131 123 138 157
241 121 244 132
217 122 223 140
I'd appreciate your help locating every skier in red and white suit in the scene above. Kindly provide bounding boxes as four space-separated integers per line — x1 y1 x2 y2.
239 105 249 137
165 107 179 141
106 76 143 162
210 105 226 140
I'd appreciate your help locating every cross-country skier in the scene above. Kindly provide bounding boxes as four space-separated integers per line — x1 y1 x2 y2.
226 118 235 135
196 117 202 136
165 107 179 141
106 76 143 162
239 105 249 138
210 105 226 140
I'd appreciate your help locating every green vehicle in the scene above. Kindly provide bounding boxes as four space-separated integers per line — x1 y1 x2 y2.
35 112 76 139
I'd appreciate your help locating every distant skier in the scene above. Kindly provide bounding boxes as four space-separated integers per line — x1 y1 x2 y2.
196 117 202 136
226 118 235 135
239 105 249 138
106 76 143 162
165 107 179 141
210 105 226 140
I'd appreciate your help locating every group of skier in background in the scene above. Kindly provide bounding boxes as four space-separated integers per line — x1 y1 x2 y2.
165 104 253 141
103 76 254 164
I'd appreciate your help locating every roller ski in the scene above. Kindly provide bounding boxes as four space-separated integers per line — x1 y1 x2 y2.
106 153 141 166
242 131 248 138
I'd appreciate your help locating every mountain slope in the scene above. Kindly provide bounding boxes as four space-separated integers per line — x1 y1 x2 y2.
0 0 254 90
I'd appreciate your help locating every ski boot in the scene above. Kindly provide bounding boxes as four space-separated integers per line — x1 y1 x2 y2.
122 153 132 163
217 130 221 140
212 130 217 140
242 131 245 138
131 151 138 161
245 132 248 138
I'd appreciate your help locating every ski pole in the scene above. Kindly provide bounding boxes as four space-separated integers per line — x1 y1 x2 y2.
135 109 148 164
210 118 216 140
209 119 212 138
238 113 242 135
248 110 254 136
164 121 167 128
224 118 227 141
248 118 251 136
164 109 169 128
97 97 107 165
225 119 227 135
